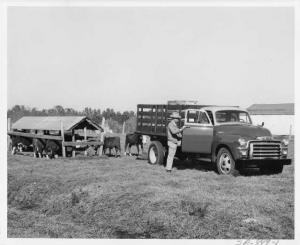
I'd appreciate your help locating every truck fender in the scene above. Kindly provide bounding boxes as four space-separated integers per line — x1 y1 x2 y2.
212 143 239 162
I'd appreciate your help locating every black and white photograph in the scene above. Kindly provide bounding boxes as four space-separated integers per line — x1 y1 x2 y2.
0 0 298 243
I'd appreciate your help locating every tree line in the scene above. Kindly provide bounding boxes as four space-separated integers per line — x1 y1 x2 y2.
7 105 137 133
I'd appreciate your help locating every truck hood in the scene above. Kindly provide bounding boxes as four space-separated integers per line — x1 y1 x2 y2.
214 124 272 140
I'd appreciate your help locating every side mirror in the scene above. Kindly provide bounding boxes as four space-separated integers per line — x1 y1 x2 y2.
261 122 264 127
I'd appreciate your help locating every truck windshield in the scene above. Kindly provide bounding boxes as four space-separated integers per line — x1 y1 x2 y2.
215 110 252 124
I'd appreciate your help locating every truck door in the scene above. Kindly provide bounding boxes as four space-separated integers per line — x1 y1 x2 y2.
182 109 213 153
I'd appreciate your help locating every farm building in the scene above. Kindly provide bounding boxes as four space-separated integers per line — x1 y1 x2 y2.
8 116 104 157
247 103 294 136
11 116 102 131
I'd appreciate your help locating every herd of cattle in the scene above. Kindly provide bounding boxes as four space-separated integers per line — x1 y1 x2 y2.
10 133 146 158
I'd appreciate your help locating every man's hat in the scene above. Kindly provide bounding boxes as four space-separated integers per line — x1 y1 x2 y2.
169 112 181 119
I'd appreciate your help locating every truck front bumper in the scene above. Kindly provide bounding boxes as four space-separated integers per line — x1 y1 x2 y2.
237 159 292 169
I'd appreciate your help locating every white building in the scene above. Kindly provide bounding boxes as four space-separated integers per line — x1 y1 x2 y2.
247 103 294 136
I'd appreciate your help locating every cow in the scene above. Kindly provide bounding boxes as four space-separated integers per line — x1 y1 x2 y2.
102 136 121 157
10 136 32 155
44 139 61 159
124 133 144 156
32 138 46 158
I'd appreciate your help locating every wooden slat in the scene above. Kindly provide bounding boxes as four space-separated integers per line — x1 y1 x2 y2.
62 141 103 147
165 105 168 130
138 111 154 117
139 125 166 132
61 121 66 157
160 105 165 129
138 116 165 122
83 127 87 156
84 127 87 140
138 104 166 109
135 131 166 137
7 119 12 150
137 121 166 127
140 106 143 128
136 126 165 133
151 106 154 132
76 132 99 138
155 105 158 132
72 130 75 158
7 131 63 141
138 111 165 117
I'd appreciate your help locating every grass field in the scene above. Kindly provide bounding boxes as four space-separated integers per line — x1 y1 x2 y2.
7 136 294 239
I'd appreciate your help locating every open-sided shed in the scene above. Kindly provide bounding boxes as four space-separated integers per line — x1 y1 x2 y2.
11 116 102 132
8 116 104 157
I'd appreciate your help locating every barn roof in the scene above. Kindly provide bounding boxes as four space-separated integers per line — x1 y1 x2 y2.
247 103 294 115
12 116 103 131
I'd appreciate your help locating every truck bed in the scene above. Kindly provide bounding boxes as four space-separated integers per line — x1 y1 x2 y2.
135 104 209 136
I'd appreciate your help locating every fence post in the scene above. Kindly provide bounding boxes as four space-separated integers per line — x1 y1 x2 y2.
61 121 66 157
122 121 126 134
98 117 105 156
72 130 75 158
7 118 12 151
101 117 105 129
84 127 87 156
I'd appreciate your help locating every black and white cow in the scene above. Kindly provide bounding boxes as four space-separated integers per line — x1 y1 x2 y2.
103 136 121 157
124 133 144 156
10 136 32 155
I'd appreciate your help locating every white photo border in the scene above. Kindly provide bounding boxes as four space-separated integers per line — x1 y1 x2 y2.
0 1 297 245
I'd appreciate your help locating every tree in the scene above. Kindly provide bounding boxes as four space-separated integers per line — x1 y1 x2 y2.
7 105 137 133
54 105 65 115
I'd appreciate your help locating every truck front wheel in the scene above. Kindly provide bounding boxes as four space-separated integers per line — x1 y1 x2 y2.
148 141 165 165
216 148 237 175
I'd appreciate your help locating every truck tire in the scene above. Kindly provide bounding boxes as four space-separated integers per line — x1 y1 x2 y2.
260 164 283 175
216 147 237 175
148 141 165 165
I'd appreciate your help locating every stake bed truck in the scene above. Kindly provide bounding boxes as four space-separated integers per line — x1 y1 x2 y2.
135 103 291 175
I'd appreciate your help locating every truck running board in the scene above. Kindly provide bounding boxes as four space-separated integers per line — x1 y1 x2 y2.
188 157 212 163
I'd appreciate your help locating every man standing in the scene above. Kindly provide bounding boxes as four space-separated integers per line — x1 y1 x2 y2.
166 112 187 172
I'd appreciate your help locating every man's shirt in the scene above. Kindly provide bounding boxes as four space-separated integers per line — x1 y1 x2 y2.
167 120 182 144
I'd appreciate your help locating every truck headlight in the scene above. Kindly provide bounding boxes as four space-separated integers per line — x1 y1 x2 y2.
281 139 288 156
281 138 289 146
238 138 248 148
240 149 248 157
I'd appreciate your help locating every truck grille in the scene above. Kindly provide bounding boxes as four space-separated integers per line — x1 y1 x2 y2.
249 142 281 159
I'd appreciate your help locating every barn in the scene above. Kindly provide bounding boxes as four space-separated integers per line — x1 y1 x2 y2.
8 116 104 157
247 103 294 136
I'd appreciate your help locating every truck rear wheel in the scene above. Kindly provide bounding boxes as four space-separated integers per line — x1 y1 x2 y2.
216 147 237 175
148 141 165 165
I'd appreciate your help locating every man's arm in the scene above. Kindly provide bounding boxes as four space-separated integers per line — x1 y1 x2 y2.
169 123 188 135
177 132 182 138
169 122 181 134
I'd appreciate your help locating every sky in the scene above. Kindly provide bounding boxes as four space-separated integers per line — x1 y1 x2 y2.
7 7 294 112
